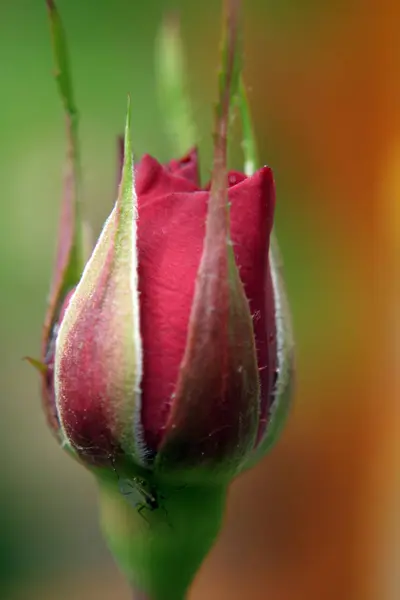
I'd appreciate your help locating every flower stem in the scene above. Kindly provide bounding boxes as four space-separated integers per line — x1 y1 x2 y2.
98 477 227 600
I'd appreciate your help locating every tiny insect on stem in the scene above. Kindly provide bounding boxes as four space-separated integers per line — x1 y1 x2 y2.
109 459 165 523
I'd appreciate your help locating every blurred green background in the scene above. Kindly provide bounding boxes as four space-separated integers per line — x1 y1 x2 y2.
1 1 396 599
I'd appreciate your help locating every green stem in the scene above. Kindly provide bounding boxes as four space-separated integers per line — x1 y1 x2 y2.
98 478 228 600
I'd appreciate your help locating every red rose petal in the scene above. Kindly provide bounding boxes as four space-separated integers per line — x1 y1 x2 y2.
137 161 275 451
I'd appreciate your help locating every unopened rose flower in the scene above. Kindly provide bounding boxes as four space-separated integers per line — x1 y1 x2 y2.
41 142 289 480
29 3 295 598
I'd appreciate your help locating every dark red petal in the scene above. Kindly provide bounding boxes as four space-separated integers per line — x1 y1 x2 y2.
165 148 200 186
204 170 247 190
227 170 247 187
137 164 276 453
136 154 199 202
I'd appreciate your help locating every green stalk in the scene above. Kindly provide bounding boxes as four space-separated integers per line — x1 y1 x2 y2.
98 477 227 600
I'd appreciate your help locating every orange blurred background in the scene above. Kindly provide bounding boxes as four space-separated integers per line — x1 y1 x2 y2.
0 1 397 599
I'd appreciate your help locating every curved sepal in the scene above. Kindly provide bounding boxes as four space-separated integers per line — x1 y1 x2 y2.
245 234 295 468
157 0 260 480
54 99 145 466
236 74 295 467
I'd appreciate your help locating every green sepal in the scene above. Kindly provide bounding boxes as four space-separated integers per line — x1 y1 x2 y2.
155 0 259 480
236 74 295 465
53 97 144 465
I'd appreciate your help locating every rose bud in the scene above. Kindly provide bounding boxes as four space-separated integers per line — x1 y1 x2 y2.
38 101 291 484
30 3 295 597
34 0 294 486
